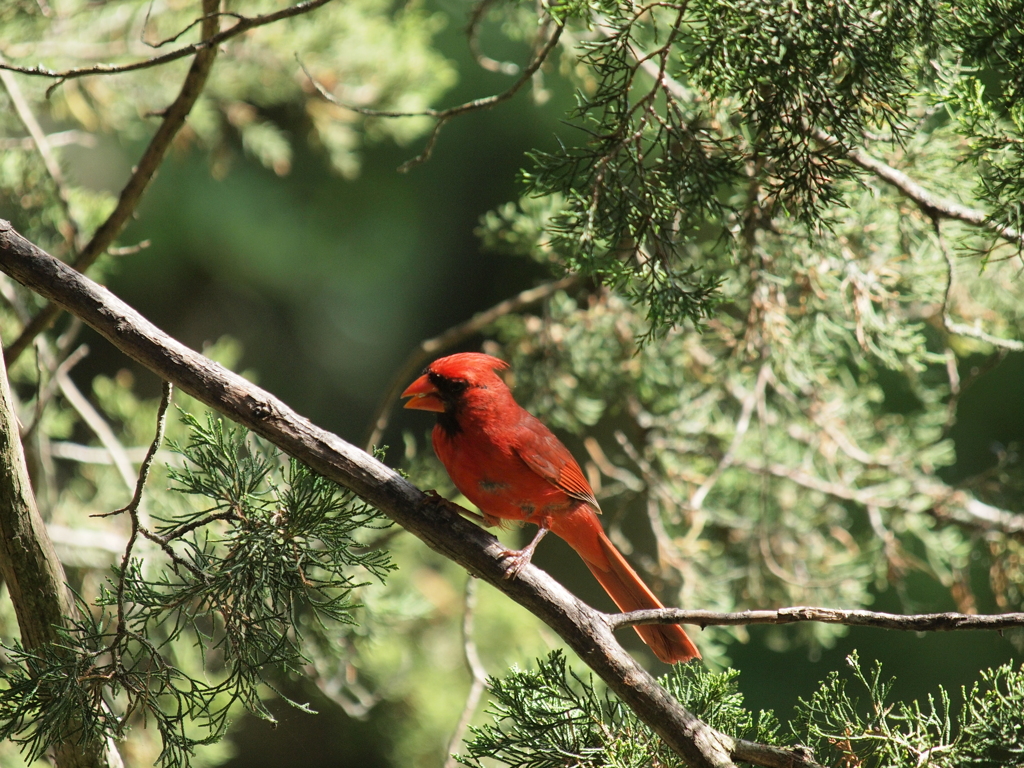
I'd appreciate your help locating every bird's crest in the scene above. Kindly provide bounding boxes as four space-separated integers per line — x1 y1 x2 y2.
426 353 509 384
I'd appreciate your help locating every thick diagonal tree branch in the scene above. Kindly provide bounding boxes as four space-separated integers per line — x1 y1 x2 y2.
0 220 820 768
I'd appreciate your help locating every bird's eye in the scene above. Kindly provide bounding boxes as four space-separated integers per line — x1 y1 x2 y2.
428 371 469 395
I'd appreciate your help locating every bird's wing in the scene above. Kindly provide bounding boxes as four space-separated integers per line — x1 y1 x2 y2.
511 413 602 513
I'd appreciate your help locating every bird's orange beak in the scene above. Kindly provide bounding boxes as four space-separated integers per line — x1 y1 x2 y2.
401 374 445 413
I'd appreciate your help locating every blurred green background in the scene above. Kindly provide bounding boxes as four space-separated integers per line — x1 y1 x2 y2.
37 2 1022 765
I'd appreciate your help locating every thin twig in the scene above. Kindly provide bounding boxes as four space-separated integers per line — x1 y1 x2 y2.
0 0 334 91
688 364 770 510
612 428 685 575
867 504 916 582
930 490 1024 537
144 509 236 546
934 217 1024 351
21 342 89 439
49 441 168 465
467 0 521 75
103 381 173 653
583 436 644 491
304 19 563 172
107 240 151 257
5 0 222 365
141 534 208 581
365 274 581 448
737 457 1024 538
609 605 1024 632
308 651 385 718
144 10 247 49
15 318 83 507
57 371 138 493
46 523 126 556
105 382 173 519
0 130 96 150
443 578 489 768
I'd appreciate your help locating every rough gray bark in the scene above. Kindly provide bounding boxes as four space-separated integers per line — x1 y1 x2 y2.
0 335 121 767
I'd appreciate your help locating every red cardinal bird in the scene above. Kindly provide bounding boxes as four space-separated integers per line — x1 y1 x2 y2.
401 352 700 664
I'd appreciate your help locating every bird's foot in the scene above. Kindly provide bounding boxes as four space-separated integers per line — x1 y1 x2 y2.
499 547 533 580
499 526 549 580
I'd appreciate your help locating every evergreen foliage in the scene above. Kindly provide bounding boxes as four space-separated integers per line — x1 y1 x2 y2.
0 413 392 767
523 0 1024 331
462 650 1024 768
461 651 779 768
474 0 1024 664
0 0 1022 766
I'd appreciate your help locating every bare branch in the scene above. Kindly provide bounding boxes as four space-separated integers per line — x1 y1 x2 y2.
811 127 1024 249
97 382 173 519
584 435 644 492
365 274 581 448
21 341 89 439
107 240 151 257
144 11 247 50
143 509 236 547
737 458 1024 539
305 20 563 172
689 364 770 510
0 0 334 88
103 382 173 654
610 606 1024 632
48 441 167 465
57 370 139 493
931 491 1024 537
46 523 128 570
0 219 825 768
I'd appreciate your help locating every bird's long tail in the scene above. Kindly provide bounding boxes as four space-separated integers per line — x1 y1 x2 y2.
550 508 701 664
